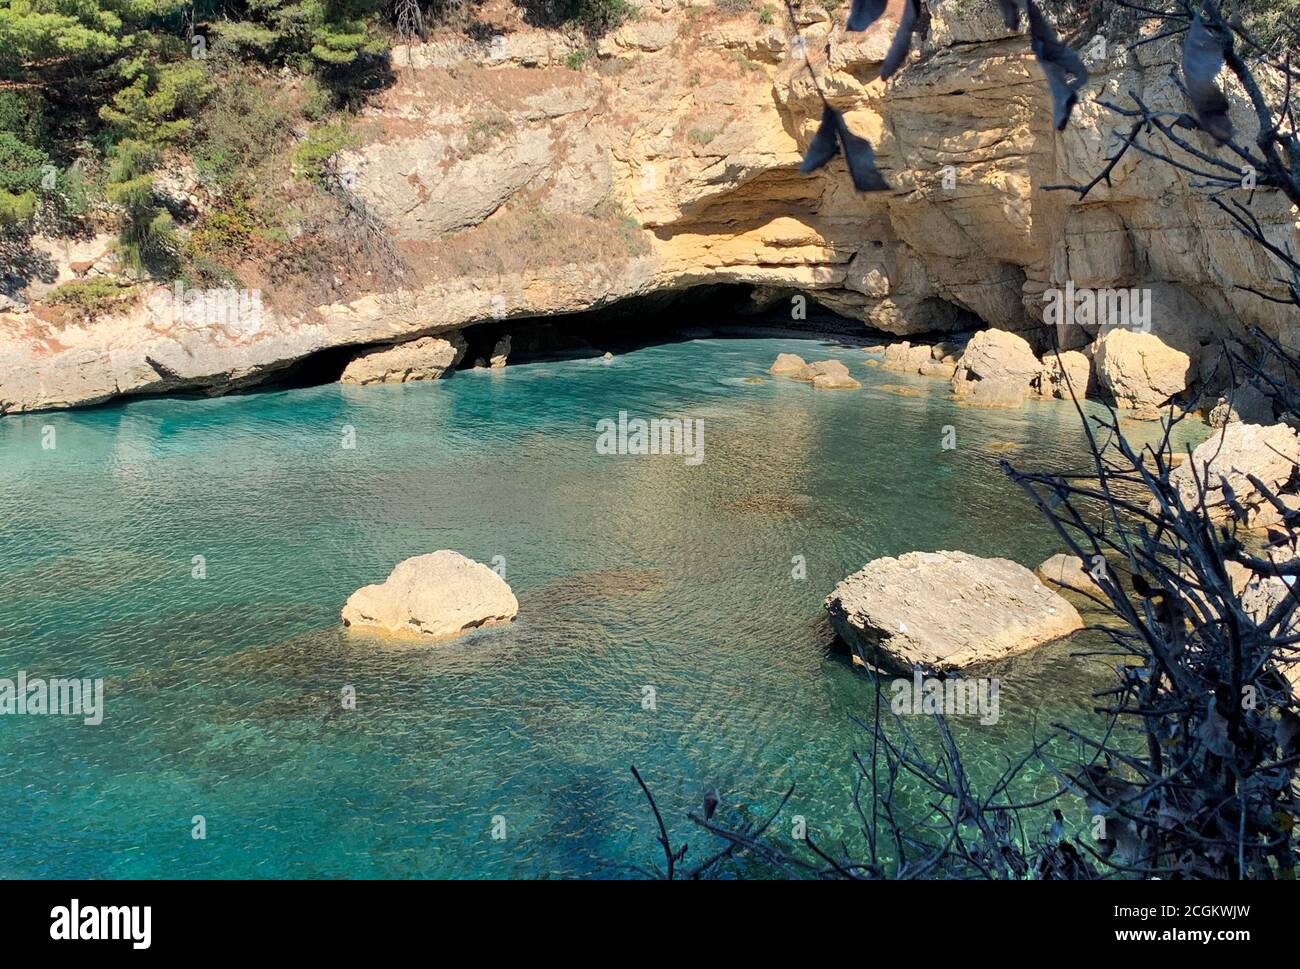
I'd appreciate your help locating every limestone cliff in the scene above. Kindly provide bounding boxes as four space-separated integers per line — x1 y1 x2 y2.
1 0 1295 413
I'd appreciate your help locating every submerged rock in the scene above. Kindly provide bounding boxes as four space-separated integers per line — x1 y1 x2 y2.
716 492 812 518
877 383 924 397
953 377 1026 408
340 332 467 385
525 567 663 609
341 550 518 640
770 355 860 388
825 550 1084 673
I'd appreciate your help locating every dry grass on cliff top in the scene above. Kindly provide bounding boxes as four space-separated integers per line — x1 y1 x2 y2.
402 202 650 278
369 63 594 142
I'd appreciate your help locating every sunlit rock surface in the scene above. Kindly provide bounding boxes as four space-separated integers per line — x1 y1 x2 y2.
2 0 1294 412
826 549 1084 672
340 333 467 384
342 550 518 640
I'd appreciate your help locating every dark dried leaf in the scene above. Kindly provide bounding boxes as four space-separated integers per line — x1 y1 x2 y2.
1219 473 1248 522
1278 708 1300 758
847 0 888 32
832 109 891 191
1198 696 1234 757
1183 15 1234 144
800 104 842 174
1027 0 1089 130
879 0 919 81
800 103 891 192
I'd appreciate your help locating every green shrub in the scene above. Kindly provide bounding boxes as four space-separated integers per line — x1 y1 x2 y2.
0 132 49 196
99 58 213 145
0 90 47 147
521 0 633 34
0 131 50 228
106 139 178 276
45 279 138 314
291 122 361 182
576 0 633 32
1239 0 1300 52
192 73 300 192
0 190 37 227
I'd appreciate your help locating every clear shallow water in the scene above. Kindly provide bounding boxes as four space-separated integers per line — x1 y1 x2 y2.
0 335 1190 878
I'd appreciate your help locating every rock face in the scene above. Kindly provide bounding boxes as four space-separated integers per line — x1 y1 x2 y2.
1208 385 1273 427
1 2 1295 413
1236 534 1300 655
1166 422 1300 522
489 335 511 369
1241 568 1300 644
340 332 467 385
825 550 1084 672
341 550 518 639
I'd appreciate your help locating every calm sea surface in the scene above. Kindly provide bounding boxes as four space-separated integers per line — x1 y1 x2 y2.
0 335 1197 877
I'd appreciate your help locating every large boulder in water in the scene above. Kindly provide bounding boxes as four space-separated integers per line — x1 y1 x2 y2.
341 333 467 385
881 341 931 373
952 329 1040 389
825 550 1084 673
342 550 518 639
769 353 807 375
1092 329 1192 412
1164 422 1300 523
804 359 861 389
1038 349 1093 400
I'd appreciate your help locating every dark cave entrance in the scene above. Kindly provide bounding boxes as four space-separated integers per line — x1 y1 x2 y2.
275 283 884 390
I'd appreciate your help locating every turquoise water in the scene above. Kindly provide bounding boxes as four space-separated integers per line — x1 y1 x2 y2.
0 335 1161 878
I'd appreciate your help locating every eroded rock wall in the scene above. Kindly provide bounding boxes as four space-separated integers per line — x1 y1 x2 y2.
1 0 1295 413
